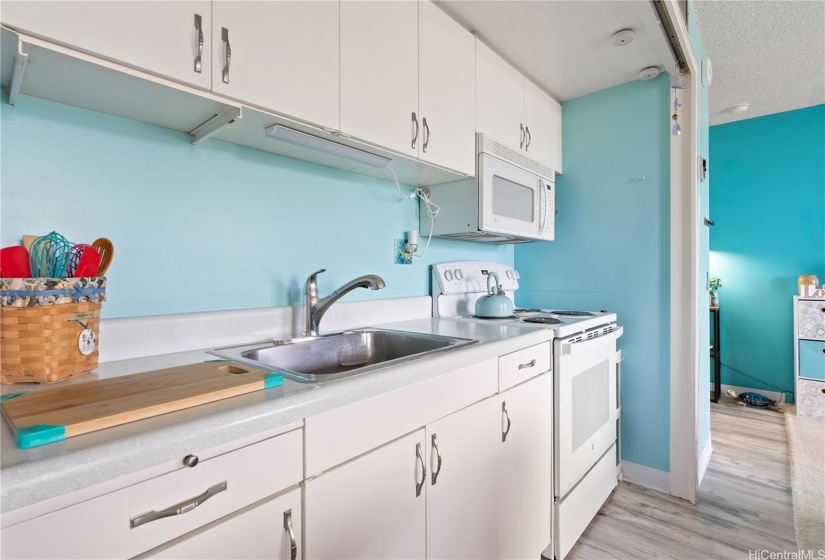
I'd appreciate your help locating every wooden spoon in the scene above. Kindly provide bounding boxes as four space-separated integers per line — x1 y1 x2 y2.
92 238 114 276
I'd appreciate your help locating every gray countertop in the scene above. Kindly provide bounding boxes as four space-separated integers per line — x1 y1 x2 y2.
1 318 552 515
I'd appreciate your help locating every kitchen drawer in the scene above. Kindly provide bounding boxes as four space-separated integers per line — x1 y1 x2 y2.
797 378 825 421
798 300 825 341
0 429 303 560
799 340 825 380
498 341 551 391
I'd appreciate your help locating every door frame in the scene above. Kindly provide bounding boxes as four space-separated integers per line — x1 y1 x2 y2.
663 0 702 504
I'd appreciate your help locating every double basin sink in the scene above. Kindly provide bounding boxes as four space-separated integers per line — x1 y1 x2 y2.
210 328 478 383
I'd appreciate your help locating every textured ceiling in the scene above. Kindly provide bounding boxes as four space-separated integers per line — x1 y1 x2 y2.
693 0 825 125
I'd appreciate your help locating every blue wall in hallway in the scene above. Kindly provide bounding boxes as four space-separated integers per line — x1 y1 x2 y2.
514 74 672 473
709 104 825 401
0 94 512 318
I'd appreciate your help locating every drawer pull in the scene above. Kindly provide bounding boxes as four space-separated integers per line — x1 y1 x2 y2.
130 481 227 529
502 402 511 442
415 442 426 497
431 433 442 485
221 27 231 84
193 14 203 74
518 359 537 370
284 508 297 560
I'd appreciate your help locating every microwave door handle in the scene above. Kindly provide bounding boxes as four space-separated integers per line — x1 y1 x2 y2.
539 182 547 232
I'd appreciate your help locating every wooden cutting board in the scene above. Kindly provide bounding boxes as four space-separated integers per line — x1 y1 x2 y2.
1 362 283 449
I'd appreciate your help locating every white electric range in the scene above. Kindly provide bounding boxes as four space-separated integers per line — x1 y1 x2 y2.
432 261 623 560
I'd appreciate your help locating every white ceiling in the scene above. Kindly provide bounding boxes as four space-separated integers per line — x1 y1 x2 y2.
436 1 676 102
693 0 825 125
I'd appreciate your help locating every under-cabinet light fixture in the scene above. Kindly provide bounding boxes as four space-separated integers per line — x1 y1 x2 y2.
264 124 392 168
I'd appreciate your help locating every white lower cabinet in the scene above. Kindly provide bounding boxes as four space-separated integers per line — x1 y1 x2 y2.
426 397 500 559
498 373 553 560
143 488 301 560
304 430 427 559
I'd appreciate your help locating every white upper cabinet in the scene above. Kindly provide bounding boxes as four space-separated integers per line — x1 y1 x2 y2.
0 1 211 90
340 0 419 157
476 39 563 174
211 1 339 131
524 79 563 173
476 40 524 151
418 0 476 175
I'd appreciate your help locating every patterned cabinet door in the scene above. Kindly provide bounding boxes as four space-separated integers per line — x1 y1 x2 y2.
798 300 825 341
797 379 825 421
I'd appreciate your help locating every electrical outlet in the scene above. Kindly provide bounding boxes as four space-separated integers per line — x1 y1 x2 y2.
394 239 412 265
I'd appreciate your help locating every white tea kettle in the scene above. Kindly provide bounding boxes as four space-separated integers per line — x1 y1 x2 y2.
475 272 514 318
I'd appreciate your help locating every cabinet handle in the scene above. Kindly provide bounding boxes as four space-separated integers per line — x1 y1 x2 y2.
502 402 511 442
415 442 426 497
519 358 537 370
431 434 442 485
422 117 430 153
520 123 525 149
193 14 203 74
412 112 419 150
130 481 227 529
525 126 532 151
284 508 297 560
221 27 231 84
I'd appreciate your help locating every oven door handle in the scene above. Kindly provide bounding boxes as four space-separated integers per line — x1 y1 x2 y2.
559 326 623 355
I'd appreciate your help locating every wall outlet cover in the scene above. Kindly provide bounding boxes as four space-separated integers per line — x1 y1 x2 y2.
394 239 412 265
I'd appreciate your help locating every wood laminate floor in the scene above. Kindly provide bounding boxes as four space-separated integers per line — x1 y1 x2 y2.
567 399 797 560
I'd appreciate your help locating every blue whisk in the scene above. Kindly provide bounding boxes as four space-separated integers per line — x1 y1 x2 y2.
29 231 74 277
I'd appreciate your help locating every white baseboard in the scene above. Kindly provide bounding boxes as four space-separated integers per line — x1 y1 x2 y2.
697 434 713 485
620 461 671 493
720 384 785 404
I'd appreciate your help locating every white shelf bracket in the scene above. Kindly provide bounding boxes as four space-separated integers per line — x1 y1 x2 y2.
8 38 30 106
189 105 242 145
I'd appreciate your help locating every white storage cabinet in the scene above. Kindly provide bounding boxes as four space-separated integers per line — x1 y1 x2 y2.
0 0 212 90
794 296 825 420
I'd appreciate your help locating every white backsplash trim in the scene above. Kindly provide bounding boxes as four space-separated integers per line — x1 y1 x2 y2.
99 296 432 363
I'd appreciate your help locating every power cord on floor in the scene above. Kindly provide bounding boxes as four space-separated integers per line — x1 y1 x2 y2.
721 362 795 401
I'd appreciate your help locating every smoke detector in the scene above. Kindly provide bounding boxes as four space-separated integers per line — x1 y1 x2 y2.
639 67 660 80
730 103 750 114
611 29 635 47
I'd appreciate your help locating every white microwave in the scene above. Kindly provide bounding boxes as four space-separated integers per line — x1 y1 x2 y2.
422 134 555 243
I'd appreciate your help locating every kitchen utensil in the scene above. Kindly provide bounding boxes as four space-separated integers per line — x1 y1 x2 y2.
0 246 32 278
29 231 73 277
66 244 91 276
475 271 514 318
92 238 114 275
73 246 101 277
1 362 284 448
22 235 41 252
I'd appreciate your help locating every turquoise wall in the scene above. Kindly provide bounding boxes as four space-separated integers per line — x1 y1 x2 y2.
0 94 512 318
688 4 712 457
514 75 672 472
709 104 825 400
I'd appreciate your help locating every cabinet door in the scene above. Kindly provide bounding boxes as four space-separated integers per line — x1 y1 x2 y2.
476 40 524 150
0 1 211 90
524 80 563 173
426 397 499 559
418 0 476 175
499 373 553 559
146 488 301 560
211 2 339 131
305 430 426 559
340 1 419 156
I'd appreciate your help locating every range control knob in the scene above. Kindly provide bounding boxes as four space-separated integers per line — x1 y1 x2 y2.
445 270 454 281
506 270 513 279
455 269 464 280
514 270 520 279
183 455 199 468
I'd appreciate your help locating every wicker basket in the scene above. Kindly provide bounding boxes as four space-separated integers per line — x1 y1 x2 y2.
1 278 105 384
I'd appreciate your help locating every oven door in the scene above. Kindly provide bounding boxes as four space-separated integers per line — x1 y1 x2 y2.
478 154 543 238
554 327 623 498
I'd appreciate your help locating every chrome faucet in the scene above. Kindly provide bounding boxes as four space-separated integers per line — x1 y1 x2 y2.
304 269 386 336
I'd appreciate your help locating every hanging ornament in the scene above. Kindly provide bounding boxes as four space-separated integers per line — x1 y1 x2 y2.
671 89 683 136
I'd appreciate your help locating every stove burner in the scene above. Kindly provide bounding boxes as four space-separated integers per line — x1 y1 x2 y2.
514 308 543 313
470 315 517 321
523 316 562 324
551 310 596 316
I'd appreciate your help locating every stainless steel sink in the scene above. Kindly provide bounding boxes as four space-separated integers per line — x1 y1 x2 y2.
209 328 478 383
